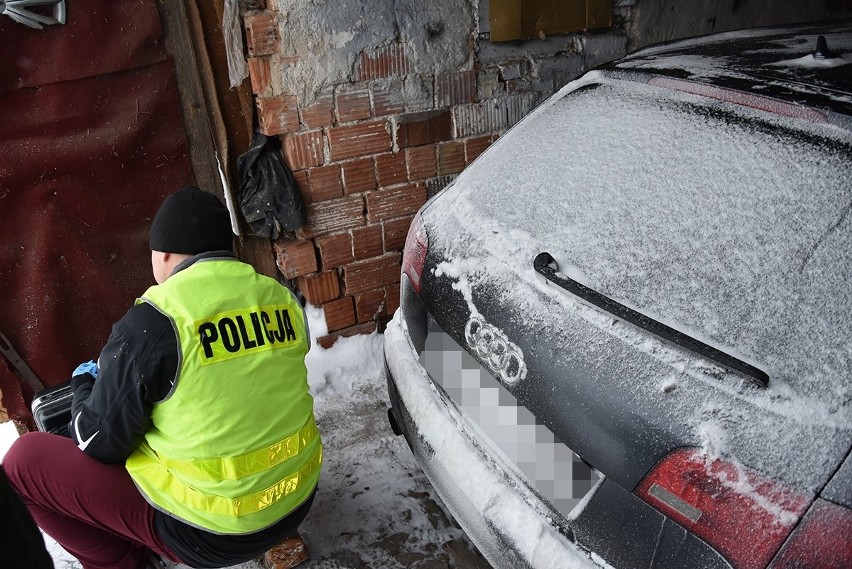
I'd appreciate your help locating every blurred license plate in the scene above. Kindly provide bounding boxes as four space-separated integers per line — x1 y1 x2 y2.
419 317 602 517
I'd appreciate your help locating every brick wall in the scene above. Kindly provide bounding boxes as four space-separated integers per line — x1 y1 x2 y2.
241 1 629 345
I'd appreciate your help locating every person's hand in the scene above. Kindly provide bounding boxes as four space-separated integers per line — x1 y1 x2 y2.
72 360 98 379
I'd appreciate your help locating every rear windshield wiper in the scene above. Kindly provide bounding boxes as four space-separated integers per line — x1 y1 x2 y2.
534 252 769 388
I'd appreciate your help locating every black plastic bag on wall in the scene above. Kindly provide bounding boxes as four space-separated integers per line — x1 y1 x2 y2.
237 131 305 239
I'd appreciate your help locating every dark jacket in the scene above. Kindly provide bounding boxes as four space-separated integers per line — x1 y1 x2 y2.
69 251 314 567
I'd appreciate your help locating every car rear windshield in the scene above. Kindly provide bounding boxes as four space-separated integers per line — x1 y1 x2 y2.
444 78 852 401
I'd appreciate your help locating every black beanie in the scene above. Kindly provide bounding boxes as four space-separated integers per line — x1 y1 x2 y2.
149 187 234 254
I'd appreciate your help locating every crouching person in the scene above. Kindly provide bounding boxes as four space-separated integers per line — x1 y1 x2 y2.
4 186 321 569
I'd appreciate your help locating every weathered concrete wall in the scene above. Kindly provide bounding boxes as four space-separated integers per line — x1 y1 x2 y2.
270 0 475 104
627 0 832 51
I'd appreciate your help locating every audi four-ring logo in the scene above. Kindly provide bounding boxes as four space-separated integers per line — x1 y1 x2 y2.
464 316 527 385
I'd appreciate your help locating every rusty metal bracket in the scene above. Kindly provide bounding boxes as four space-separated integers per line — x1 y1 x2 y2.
0 0 66 30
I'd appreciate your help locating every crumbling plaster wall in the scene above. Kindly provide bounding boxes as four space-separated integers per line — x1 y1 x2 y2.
272 0 475 104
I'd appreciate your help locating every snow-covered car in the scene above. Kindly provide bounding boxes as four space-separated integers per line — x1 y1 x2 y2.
383 21 852 569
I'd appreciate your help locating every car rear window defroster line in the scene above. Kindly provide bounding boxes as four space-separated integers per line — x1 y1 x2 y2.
534 252 769 388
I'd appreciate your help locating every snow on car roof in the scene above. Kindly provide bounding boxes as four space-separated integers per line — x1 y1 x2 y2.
612 22 852 115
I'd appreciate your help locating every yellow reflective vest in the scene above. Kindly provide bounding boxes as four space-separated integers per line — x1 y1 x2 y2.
125 257 321 534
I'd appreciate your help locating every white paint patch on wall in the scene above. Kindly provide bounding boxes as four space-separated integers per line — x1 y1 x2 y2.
272 0 475 104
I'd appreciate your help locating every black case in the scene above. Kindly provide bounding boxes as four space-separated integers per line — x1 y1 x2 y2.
31 381 72 437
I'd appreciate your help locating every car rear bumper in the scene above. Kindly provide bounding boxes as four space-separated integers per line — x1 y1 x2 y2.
384 283 736 569
383 311 601 569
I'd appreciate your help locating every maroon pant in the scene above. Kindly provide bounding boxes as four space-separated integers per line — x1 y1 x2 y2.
3 432 180 569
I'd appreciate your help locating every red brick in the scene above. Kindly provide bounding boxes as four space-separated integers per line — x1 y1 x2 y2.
397 111 452 148
247 57 272 95
382 217 414 253
292 170 309 198
307 164 343 203
323 296 357 332
386 283 401 315
372 82 405 116
436 69 478 107
336 87 372 122
257 94 300 136
316 232 354 269
506 79 531 94
366 184 427 223
352 225 383 260
296 271 340 305
318 334 338 349
465 134 495 164
438 141 466 175
244 11 279 57
282 130 324 170
355 288 386 322
383 216 414 252
342 158 377 194
357 44 410 81
406 145 437 181
297 194 365 239
376 152 407 187
317 321 378 348
300 92 335 129
342 253 401 295
348 321 378 335
273 239 317 279
328 121 392 161
263 536 308 569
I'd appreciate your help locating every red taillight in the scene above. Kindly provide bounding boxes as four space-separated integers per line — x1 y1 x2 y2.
402 212 428 293
636 448 810 569
769 499 852 568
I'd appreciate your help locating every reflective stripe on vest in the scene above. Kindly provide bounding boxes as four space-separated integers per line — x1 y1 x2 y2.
129 431 322 518
158 414 319 481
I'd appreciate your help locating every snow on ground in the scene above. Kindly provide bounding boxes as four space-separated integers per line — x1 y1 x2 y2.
0 305 489 569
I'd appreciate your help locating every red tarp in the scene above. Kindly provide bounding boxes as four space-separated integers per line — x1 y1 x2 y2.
0 0 194 427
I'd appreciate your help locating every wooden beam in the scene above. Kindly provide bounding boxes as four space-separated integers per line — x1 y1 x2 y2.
155 0 279 278
155 0 223 201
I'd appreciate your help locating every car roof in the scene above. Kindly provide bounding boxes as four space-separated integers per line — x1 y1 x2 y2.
606 20 852 118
